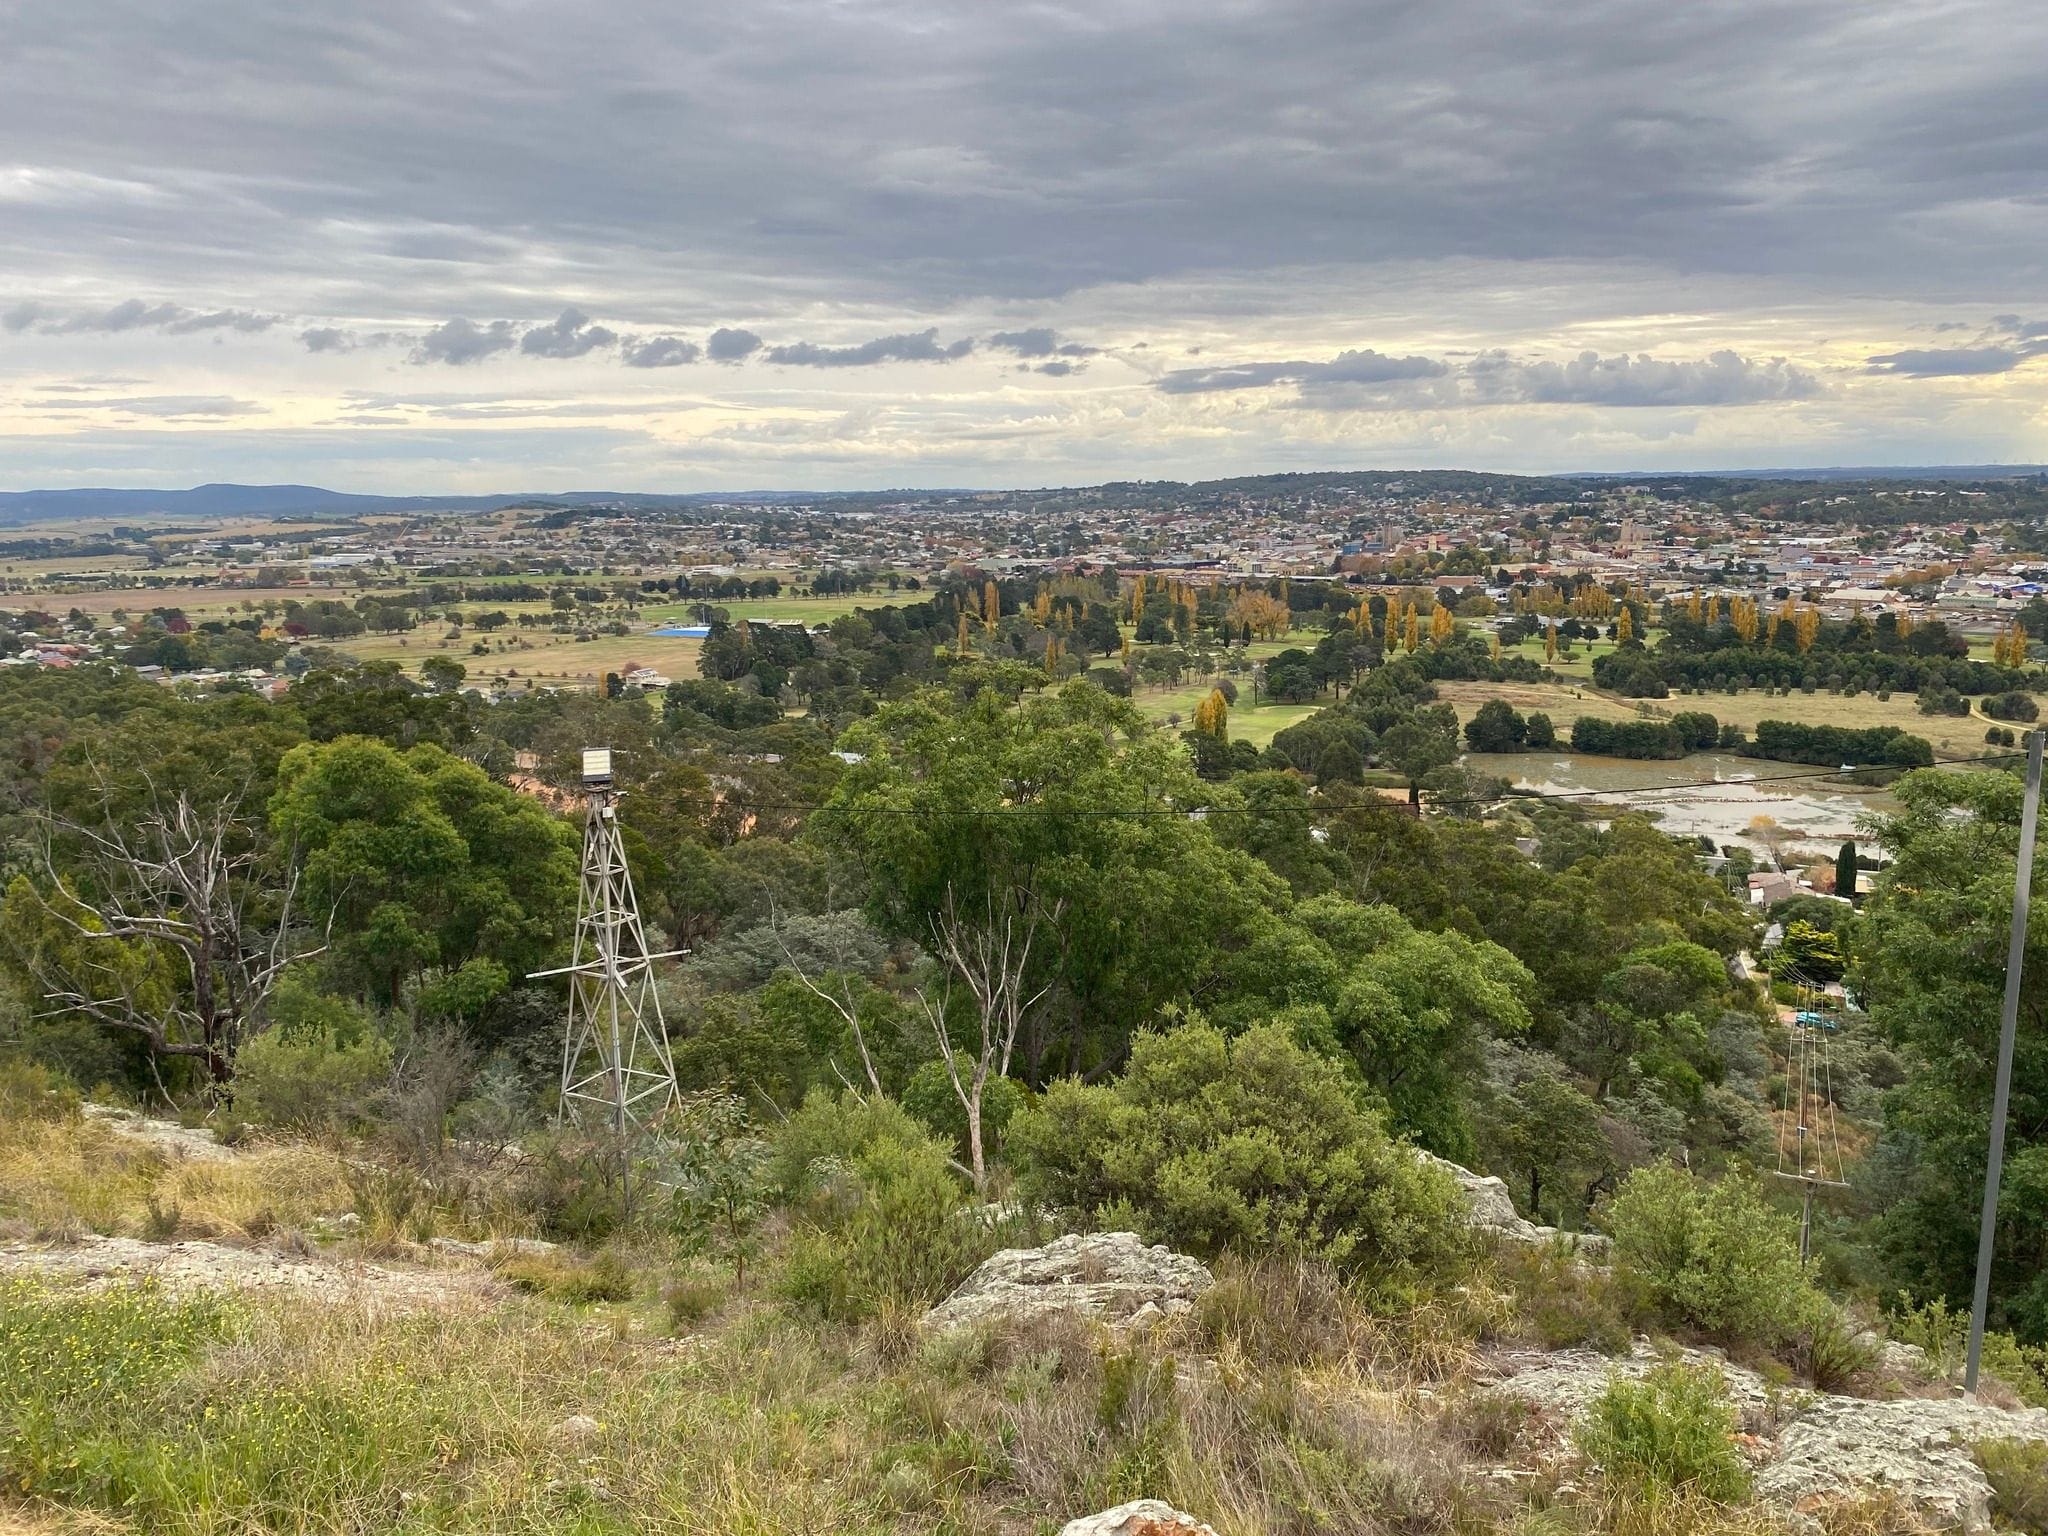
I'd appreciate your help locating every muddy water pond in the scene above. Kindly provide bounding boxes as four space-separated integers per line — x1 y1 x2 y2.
1484 751 1894 854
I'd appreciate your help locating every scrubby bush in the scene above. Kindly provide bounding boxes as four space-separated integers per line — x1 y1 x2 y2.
1496 1241 1632 1354
1892 1294 2048 1406
773 1089 1012 1322
1978 1439 2048 1533
233 1029 392 1139
1011 1021 1465 1279
497 1247 636 1302
0 1058 80 1123
1576 1360 1748 1502
232 982 392 1138
1602 1165 1811 1347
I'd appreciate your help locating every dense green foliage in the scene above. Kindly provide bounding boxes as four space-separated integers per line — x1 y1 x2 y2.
1576 1361 1750 1502
1013 1022 1466 1276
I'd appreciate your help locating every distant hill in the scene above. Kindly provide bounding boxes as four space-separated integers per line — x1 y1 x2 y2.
2 466 2043 526
0 483 739 525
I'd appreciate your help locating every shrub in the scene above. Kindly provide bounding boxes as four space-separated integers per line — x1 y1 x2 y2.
664 1267 726 1331
0 1058 81 1123
233 1026 391 1139
497 1247 636 1303
1602 1165 1811 1348
1977 1439 2048 1533
1892 1294 2048 1405
1011 1021 1465 1280
773 1089 1010 1323
1498 1241 1632 1354
1576 1360 1749 1502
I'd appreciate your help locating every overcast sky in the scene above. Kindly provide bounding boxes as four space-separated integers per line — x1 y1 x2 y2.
2 0 2044 492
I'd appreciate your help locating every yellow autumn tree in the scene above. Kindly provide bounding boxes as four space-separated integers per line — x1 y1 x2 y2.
956 611 971 655
1995 621 2029 669
1731 596 1759 644
1192 687 1229 739
1403 606 1421 653
1544 623 1558 662
1490 631 1502 662
1794 605 1821 653
1617 606 1635 644
1430 603 1455 644
983 580 1001 632
1229 590 1290 641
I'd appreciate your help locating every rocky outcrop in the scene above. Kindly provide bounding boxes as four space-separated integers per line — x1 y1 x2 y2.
922 1232 1213 1333
1416 1150 1610 1258
1059 1500 1219 1536
1486 1340 2048 1531
0 1234 498 1309
82 1103 237 1163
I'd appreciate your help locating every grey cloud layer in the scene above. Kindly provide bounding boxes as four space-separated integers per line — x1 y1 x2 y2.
2 0 2042 314
1867 317 2048 377
520 307 618 358
1160 347 1820 409
6 300 278 335
762 329 973 367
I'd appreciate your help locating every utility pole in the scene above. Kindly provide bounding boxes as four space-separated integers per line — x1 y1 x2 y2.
1968 727 2045 1395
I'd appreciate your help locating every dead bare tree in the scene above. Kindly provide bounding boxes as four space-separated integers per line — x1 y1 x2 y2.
11 771 325 1094
770 906 886 1099
923 883 1061 1191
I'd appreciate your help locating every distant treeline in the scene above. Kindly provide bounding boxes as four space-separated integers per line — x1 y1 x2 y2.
1559 712 1935 769
1737 720 1936 769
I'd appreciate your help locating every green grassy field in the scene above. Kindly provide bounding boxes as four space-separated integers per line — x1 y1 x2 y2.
1131 682 1318 747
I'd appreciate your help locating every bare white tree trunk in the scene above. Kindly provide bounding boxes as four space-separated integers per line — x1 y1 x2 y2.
923 883 1060 1191
771 907 886 1098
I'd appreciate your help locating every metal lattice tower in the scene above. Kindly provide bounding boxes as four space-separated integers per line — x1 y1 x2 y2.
533 750 681 1133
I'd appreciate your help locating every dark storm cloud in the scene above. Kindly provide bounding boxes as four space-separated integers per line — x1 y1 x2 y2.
520 307 619 358
988 328 1096 359
762 328 973 367
1867 316 2048 376
3 0 2041 313
706 328 762 362
621 334 701 367
412 318 518 365
1158 349 1448 395
1865 346 2037 377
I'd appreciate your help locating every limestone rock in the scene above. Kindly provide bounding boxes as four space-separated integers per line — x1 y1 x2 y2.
1758 1395 2048 1531
0 1233 498 1310
1414 1150 1610 1258
82 1103 237 1163
549 1413 602 1448
430 1235 559 1261
1060 1499 1219 1536
1487 1340 2048 1531
922 1232 1213 1333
